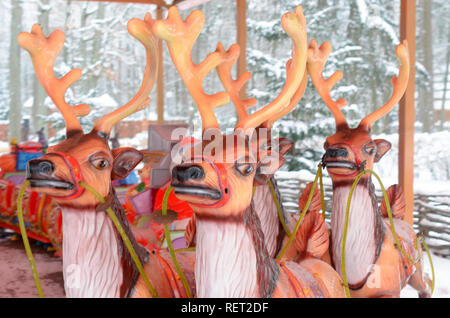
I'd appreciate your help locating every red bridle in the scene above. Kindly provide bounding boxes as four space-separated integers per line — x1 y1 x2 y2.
187 156 231 209
45 151 86 200
324 141 365 178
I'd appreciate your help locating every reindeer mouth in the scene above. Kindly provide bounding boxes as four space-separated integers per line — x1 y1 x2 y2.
322 160 357 171
171 183 222 200
27 177 75 190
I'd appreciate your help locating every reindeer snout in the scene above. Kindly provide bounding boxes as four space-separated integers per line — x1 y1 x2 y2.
27 159 55 177
323 147 348 159
172 165 205 183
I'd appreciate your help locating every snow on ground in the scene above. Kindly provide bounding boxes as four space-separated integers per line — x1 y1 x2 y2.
401 253 450 298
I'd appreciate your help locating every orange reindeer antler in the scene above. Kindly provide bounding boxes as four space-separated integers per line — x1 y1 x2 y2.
216 43 307 130
263 64 308 129
233 6 308 131
359 41 410 129
307 40 348 129
215 43 257 122
94 13 159 137
152 7 229 131
18 25 91 135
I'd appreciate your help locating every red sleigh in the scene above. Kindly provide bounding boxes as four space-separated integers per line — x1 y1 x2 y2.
0 141 63 253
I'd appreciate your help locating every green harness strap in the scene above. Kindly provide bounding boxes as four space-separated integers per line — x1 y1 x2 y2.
270 165 434 298
78 181 159 298
318 166 326 220
18 180 160 298
17 180 44 298
341 169 435 298
268 179 292 237
276 163 324 261
17 165 435 299
161 186 192 298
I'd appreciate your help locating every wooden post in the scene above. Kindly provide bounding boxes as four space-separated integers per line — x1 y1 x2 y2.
399 0 416 225
156 6 165 124
236 0 247 100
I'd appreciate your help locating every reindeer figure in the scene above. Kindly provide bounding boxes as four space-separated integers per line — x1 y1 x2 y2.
181 17 308 262
307 39 432 297
20 15 195 298
154 6 345 298
213 41 308 260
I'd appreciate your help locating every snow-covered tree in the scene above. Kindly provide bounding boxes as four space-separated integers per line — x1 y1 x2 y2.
0 0 447 176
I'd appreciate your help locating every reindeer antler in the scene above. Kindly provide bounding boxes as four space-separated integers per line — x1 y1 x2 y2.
152 7 229 131
18 25 91 135
232 6 308 131
359 40 410 129
215 43 256 122
262 63 308 129
94 13 159 137
307 40 348 129
216 42 307 130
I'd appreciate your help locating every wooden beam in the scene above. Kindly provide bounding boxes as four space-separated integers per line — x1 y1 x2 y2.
236 0 247 100
399 0 416 225
156 6 164 123
177 0 212 10
70 0 197 8
71 0 170 6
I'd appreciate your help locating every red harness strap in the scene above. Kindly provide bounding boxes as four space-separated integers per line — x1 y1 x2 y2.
277 261 306 298
5 181 14 214
153 249 188 298
325 141 365 178
277 260 329 298
45 151 85 200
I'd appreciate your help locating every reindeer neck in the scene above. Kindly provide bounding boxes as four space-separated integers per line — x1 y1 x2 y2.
330 178 385 288
195 204 278 298
252 178 286 258
61 186 148 298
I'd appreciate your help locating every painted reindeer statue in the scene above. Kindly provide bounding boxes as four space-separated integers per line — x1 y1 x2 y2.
180 17 308 262
213 42 308 261
20 15 195 298
154 6 345 298
306 39 432 297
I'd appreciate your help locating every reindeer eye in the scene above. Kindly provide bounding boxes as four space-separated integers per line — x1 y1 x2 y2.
364 144 376 155
91 158 110 170
235 163 254 176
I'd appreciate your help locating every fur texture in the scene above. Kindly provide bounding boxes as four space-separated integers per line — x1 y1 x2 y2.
62 208 123 297
251 181 282 257
331 183 381 286
195 216 259 297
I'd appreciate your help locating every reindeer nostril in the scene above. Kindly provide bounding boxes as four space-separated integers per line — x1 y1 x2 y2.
172 165 204 182
27 159 54 176
324 147 348 159
188 166 204 180
39 161 54 174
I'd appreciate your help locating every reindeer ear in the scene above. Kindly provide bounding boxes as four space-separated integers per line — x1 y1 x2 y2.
273 137 294 157
111 147 143 180
373 139 391 162
254 138 293 183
